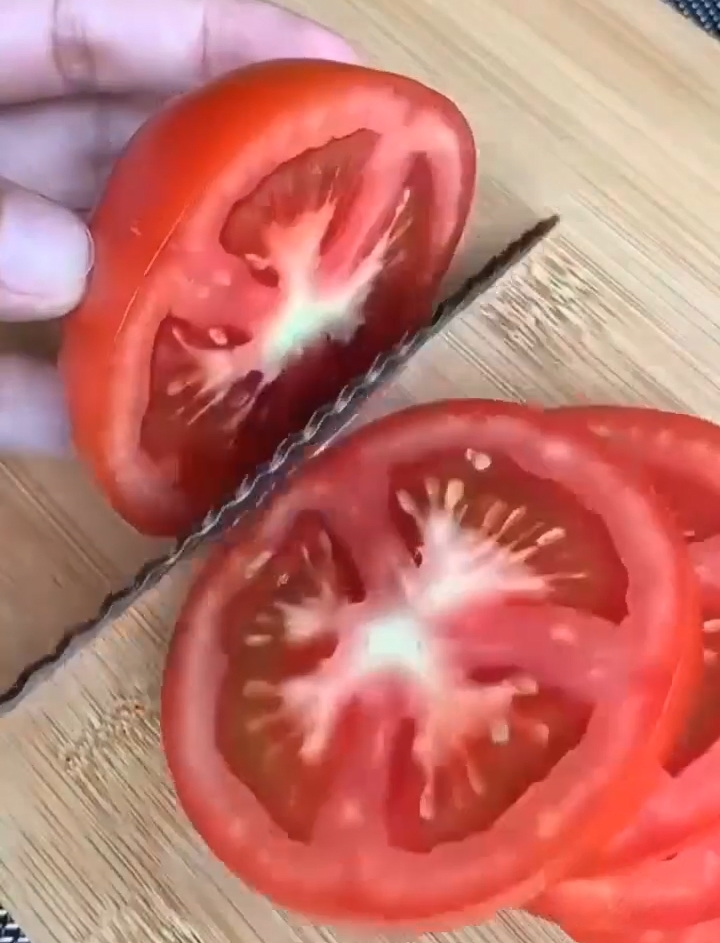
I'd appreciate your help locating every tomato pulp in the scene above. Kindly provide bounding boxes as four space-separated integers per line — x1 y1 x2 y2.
161 400 699 926
61 60 476 536
535 406 720 935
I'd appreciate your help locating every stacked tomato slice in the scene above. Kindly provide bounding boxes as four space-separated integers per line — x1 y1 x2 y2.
58 57 720 940
527 406 720 943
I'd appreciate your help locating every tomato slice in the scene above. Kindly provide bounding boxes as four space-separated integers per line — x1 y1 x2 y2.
161 400 698 926
532 406 720 937
61 60 476 536
541 821 720 936
544 407 720 863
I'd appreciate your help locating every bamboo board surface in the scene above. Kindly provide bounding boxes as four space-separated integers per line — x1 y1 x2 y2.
2 0 720 941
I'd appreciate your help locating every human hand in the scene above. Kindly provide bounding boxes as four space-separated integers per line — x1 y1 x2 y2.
0 0 358 454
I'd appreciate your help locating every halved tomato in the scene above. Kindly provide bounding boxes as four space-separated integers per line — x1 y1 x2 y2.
161 399 699 926
533 406 720 935
61 60 476 536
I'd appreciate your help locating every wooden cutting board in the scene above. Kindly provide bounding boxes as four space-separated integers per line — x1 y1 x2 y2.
2 0 720 942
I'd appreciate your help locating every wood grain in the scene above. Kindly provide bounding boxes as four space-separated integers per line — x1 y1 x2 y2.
2 0 720 942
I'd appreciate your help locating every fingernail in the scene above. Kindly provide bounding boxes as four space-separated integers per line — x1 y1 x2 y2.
0 185 94 320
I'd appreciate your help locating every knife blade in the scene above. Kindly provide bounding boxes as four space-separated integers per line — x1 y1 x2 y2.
0 214 559 714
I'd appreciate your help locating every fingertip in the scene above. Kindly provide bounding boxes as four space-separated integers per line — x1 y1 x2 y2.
290 16 364 65
0 180 94 321
0 356 71 456
207 1 364 74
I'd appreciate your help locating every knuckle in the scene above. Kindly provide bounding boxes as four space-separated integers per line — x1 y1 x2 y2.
50 0 99 94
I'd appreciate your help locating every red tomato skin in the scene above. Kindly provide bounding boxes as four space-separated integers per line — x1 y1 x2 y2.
161 399 701 927
60 60 476 536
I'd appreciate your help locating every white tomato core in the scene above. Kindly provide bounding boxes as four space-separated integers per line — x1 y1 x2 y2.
267 477 552 817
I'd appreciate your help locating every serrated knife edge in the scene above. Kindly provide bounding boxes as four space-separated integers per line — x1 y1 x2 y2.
0 214 559 714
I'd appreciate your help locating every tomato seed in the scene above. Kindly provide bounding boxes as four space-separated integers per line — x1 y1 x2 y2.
465 448 492 471
550 624 577 645
208 327 229 346
466 761 486 795
490 721 511 745
536 526 566 547
166 379 185 397
424 477 441 500
513 676 539 696
479 500 507 536
397 490 418 516
444 479 465 511
244 550 272 578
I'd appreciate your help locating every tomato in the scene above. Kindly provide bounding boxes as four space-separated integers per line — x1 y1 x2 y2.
542 822 720 936
545 407 720 864
61 60 476 536
533 406 720 936
161 399 698 926
565 917 720 943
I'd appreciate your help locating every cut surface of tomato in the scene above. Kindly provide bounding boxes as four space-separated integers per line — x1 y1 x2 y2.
161 400 698 926
61 60 476 536
533 406 720 936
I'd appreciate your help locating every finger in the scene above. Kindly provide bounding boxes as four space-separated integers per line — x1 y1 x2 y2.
0 0 360 104
0 98 153 211
0 179 93 320
0 357 71 455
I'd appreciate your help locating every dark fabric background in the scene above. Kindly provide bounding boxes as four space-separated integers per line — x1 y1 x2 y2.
667 0 720 31
1 2 717 941
1 910 28 943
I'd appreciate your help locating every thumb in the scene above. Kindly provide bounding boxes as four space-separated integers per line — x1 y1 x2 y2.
0 179 94 320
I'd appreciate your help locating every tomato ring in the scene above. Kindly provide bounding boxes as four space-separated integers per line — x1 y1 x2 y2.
161 399 699 926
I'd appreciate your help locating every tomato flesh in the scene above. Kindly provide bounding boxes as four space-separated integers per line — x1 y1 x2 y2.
161 400 698 926
61 61 476 536
534 406 720 937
